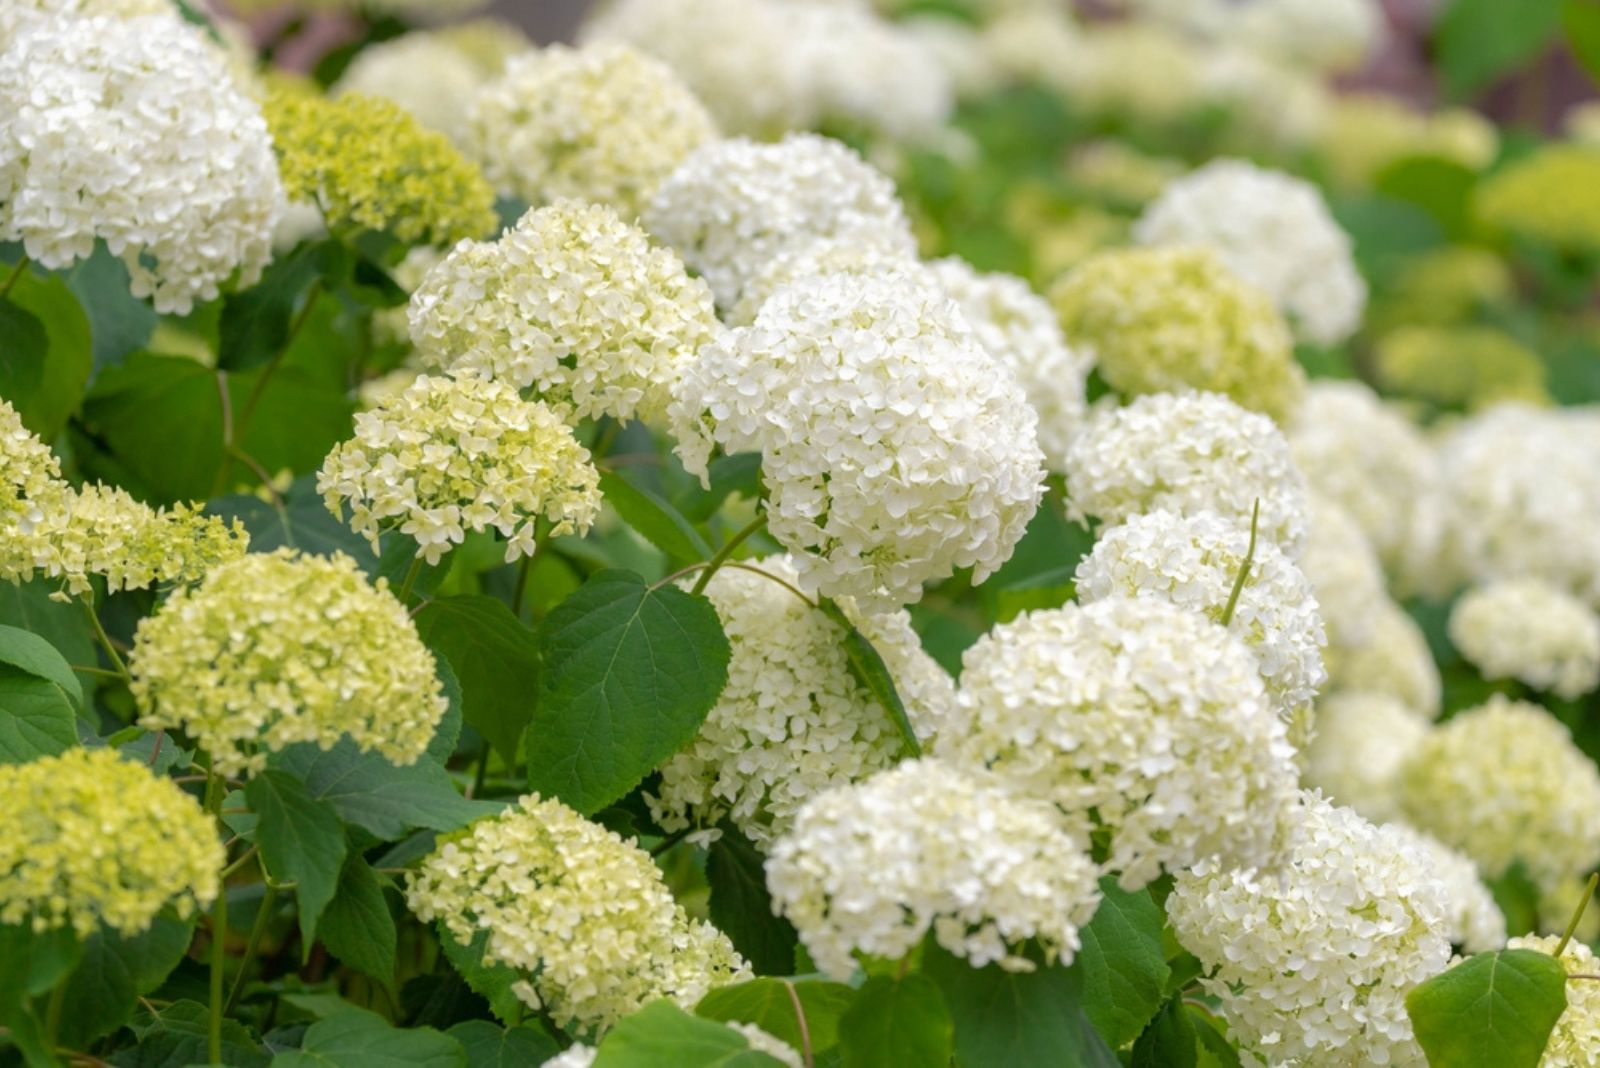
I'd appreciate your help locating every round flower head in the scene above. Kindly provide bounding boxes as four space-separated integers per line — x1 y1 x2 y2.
409 200 718 425
1449 579 1600 700
1477 144 1600 252
650 555 956 847
766 759 1103 979
645 133 916 310
937 598 1300 889
670 271 1045 610
130 549 448 778
1134 159 1366 346
1063 391 1310 558
1233 0 1383 73
1288 380 1444 586
1398 696 1600 892
0 747 222 937
467 43 718 219
1326 598 1441 720
1302 691 1430 824
318 373 601 566
406 795 749 1034
1047 245 1303 422
1370 247 1515 333
1374 325 1548 412
0 397 68 585
0 0 172 44
1167 793 1451 1068
1508 935 1600 1067
1384 823 1505 954
333 32 488 144
0 15 282 314
265 87 496 248
1301 494 1388 651
1074 509 1327 732
925 257 1092 473
727 241 920 328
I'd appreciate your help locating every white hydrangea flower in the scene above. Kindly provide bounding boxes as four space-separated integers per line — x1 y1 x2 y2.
1301 494 1388 650
670 272 1045 610
645 133 916 310
1234 0 1383 73
1289 381 1444 588
925 257 1092 473
1450 578 1600 700
334 33 487 145
1437 404 1600 608
1384 823 1505 954
318 373 602 566
937 598 1300 889
728 1024 803 1068
651 556 955 847
727 241 922 327
408 200 719 425
766 758 1103 979
1063 391 1311 558
466 44 717 220
1398 696 1600 893
1074 509 1327 730
0 0 170 44
1507 935 1600 1068
1197 46 1330 154
1326 598 1442 720
0 396 68 585
1168 793 1452 1068
541 1048 597 1068
1135 159 1366 346
1302 691 1430 824
0 14 283 314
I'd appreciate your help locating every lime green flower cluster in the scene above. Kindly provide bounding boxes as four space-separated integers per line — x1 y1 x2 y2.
265 88 496 247
1048 246 1303 421
1368 247 1513 333
1374 325 1548 411
0 397 68 584
1476 144 1600 251
0 747 222 937
1319 94 1497 190
130 549 448 777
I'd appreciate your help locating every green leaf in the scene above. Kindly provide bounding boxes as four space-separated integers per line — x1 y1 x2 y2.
123 999 271 1068
678 452 763 523
0 624 83 708
319 856 397 989
3 271 93 441
593 1000 792 1068
1406 948 1568 1068
271 739 499 841
208 474 379 571
1374 156 1479 241
837 974 953 1068
706 824 799 976
445 1020 560 1067
437 929 526 1027
1132 998 1197 1068
219 242 328 372
1075 878 1171 1049
57 915 193 1047
1190 1005 1243 1068
60 245 157 372
414 596 539 765
269 1006 466 1068
697 978 855 1057
815 598 921 758
0 579 97 694
0 625 82 764
1434 0 1563 99
246 770 348 950
1487 864 1542 945
0 923 79 1068
600 469 712 563
922 940 1119 1068
0 299 47 405
528 570 730 814
1567 0 1600 86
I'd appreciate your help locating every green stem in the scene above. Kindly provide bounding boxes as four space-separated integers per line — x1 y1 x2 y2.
81 596 132 685
689 513 768 598
1556 872 1599 958
470 739 491 800
396 556 425 604
1 255 29 299
43 980 66 1050
225 885 277 1014
204 767 228 1066
1218 499 1261 628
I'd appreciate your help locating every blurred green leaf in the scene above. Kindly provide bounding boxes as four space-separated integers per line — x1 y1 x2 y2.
1435 0 1562 99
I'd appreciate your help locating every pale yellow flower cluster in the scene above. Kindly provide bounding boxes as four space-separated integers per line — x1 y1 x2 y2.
0 397 68 584
1508 935 1600 1068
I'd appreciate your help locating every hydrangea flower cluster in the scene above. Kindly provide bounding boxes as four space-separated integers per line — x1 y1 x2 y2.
130 550 448 778
1374 325 1548 412
0 14 282 313
1320 93 1497 191
0 397 68 585
1301 494 1388 650
1232 0 1383 73
1508 935 1600 1067
1167 793 1452 1068
1325 599 1442 720
1301 691 1430 824
466 44 717 219
406 795 749 1034
670 271 1045 610
651 556 955 846
0 747 222 937
1398 696 1600 892
1073 509 1328 731
1047 246 1304 421
1134 159 1367 345
937 598 1300 889
264 87 496 248
1449 579 1600 700
766 759 1103 978
1384 823 1505 954
318 373 601 566
408 200 718 425
0 0 171 44
645 134 917 309
1062 391 1310 557
726 241 922 327
333 33 488 145
1476 144 1600 251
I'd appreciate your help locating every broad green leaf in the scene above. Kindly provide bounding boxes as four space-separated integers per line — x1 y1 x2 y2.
219 241 329 371
445 1020 561 1067
599 469 712 563
271 739 499 841
0 579 97 693
1190 1005 1243 1068
1406 948 1568 1068
124 999 271 1068
1331 194 1444 289
0 299 46 404
57 915 193 1047
1132 998 1197 1068
269 1006 466 1068
837 975 953 1068
0 624 83 708
1076 878 1171 1049
438 929 526 1027
0 624 83 764
697 977 856 1056
1567 0 1600 86
0 923 78 1068
922 940 1119 1068
816 598 921 758
319 856 397 989
60 245 157 371
414 596 539 764
1374 156 1479 241
593 1000 791 1068
246 770 348 950
678 452 763 523
528 570 730 814
1434 0 1563 99
706 824 799 976
3 271 93 440
208 474 379 571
